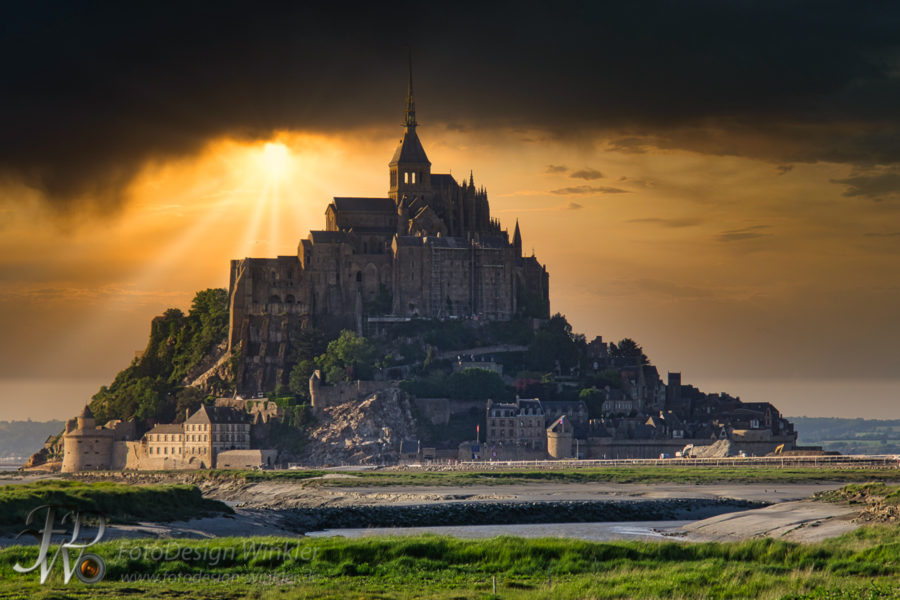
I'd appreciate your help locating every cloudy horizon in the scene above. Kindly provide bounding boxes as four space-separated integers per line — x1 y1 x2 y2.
1 2 899 420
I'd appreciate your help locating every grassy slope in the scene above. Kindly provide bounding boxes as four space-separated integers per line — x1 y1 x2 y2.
0 480 231 534
817 482 900 504
205 466 900 487
0 527 898 599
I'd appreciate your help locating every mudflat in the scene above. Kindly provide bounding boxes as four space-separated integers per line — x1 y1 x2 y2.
201 479 849 509
679 500 859 542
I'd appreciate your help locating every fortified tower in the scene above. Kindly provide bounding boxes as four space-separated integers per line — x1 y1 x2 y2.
61 405 114 472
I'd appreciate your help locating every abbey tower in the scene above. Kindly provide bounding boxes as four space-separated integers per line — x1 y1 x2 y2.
227 67 550 393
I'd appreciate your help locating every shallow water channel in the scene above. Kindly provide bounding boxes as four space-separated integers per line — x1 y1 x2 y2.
306 520 695 541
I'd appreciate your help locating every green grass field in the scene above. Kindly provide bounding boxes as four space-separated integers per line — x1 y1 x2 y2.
1 480 899 598
200 465 900 487
0 480 231 534
1 527 898 599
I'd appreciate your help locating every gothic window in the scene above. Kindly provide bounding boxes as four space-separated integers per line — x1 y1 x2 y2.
269 295 282 303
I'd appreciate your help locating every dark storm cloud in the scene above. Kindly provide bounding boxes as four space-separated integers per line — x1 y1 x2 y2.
545 165 569 174
550 185 628 195
2 1 900 212
831 172 900 200
569 168 603 180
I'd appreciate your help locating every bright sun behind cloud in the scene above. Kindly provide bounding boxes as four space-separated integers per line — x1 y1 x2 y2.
261 142 290 178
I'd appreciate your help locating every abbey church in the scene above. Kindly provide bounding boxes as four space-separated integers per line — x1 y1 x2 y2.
228 70 550 392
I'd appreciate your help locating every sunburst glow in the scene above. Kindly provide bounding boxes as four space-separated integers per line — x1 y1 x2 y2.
261 142 290 177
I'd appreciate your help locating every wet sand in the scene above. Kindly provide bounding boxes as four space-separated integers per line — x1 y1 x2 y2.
203 479 848 509
679 500 859 543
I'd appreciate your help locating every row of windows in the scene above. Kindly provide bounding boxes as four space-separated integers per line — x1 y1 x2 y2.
150 433 248 444
491 430 544 440
212 424 247 431
151 424 247 442
154 446 208 455
489 418 542 428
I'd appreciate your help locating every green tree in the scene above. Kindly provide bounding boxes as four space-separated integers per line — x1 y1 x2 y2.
610 338 649 365
579 387 605 418
401 368 511 401
288 359 318 397
447 369 509 401
174 387 205 422
526 313 583 373
88 288 232 429
317 330 376 384
290 327 327 364
189 288 229 362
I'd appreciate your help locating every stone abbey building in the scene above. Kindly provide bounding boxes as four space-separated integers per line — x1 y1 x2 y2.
228 71 550 392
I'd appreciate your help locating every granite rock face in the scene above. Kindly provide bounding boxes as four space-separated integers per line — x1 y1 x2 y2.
299 388 419 465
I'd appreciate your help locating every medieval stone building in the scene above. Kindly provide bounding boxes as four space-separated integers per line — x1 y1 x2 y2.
61 402 274 472
228 70 550 393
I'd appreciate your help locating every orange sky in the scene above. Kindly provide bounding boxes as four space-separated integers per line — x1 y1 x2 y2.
1 123 899 420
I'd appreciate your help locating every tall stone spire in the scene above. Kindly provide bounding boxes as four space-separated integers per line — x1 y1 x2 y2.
389 48 430 201
404 47 416 129
513 219 522 255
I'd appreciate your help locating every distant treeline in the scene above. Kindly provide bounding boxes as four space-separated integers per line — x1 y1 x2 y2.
0 420 65 462
792 417 900 455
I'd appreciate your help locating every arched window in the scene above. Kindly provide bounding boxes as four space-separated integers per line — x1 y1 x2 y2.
356 271 362 283
268 295 282 304
285 294 295 304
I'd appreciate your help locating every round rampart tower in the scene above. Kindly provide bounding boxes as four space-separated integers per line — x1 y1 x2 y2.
61 405 114 473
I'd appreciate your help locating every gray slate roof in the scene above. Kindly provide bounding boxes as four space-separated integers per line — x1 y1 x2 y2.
332 197 395 212
185 405 247 425
395 236 425 247
309 231 351 244
430 173 457 189
390 129 431 165
147 424 183 435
